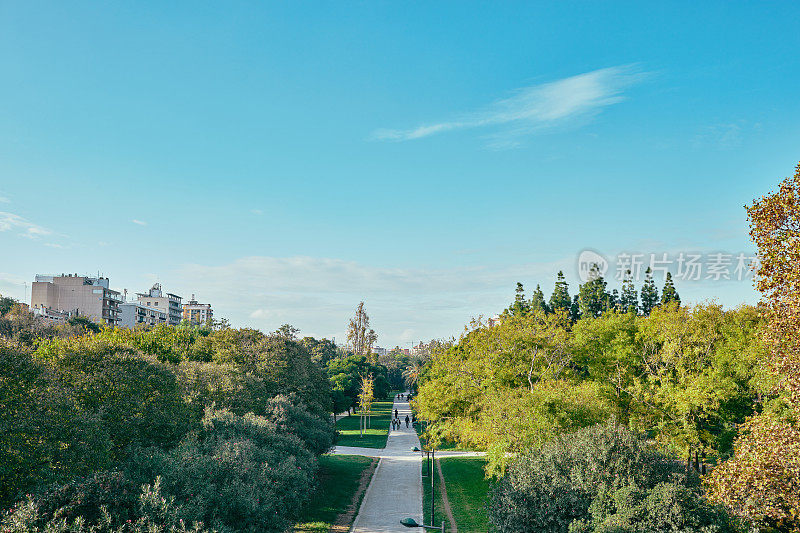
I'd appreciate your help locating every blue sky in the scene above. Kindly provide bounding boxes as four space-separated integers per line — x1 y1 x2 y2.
1 2 799 346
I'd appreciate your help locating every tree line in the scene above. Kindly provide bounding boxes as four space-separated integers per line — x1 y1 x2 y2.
509 267 680 321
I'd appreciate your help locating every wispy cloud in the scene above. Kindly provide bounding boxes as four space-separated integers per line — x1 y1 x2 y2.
0 195 10 204
250 209 263 215
132 219 148 226
373 65 647 144
0 211 53 239
691 120 755 151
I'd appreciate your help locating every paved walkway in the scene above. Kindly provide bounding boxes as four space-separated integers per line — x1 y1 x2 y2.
346 395 423 533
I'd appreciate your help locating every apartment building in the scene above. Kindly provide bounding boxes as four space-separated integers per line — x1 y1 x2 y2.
182 294 213 325
136 284 182 326
119 301 168 328
31 274 122 325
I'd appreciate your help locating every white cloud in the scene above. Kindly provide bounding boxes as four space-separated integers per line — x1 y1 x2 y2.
250 209 264 215
0 196 10 204
0 211 53 239
174 246 759 347
176 255 571 346
132 219 148 226
373 65 647 144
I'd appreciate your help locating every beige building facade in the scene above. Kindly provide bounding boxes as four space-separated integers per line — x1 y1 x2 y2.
182 294 213 325
137 284 182 325
31 274 121 325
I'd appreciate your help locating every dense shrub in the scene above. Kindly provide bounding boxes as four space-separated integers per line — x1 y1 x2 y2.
126 407 317 533
175 361 269 418
1 342 114 507
38 338 192 455
2 321 335 531
32 471 139 528
1 338 192 508
263 394 336 455
1 478 211 532
489 423 737 533
210 329 332 416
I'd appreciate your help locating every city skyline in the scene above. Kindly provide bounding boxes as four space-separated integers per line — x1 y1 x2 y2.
3 2 799 345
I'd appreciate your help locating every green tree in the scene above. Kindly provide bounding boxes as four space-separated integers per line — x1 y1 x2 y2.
326 354 389 411
578 265 611 319
619 270 638 314
300 336 338 366
274 323 299 340
0 294 18 317
640 267 659 316
570 294 581 322
346 302 378 362
660 271 681 306
609 288 620 311
529 284 548 314
549 271 571 313
508 282 529 316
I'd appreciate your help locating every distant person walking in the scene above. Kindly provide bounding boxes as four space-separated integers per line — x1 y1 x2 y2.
405 415 410 428
395 409 399 419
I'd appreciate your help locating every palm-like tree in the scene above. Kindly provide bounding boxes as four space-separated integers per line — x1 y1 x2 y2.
402 358 425 391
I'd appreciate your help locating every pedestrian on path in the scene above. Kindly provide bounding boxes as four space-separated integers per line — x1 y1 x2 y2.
395 409 398 419
405 414 410 428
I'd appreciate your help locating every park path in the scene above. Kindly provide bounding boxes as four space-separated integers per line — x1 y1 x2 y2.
346 395 424 533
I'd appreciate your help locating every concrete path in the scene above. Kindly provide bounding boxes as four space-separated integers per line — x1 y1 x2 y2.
349 395 423 533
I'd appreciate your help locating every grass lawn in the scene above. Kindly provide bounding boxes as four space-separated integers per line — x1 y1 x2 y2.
294 454 377 532
422 455 446 529
424 456 491 533
335 399 393 448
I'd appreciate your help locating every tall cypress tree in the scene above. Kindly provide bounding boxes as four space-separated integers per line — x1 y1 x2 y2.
610 289 620 311
509 282 529 316
578 265 611 318
570 294 581 322
549 271 571 312
530 284 549 314
640 267 660 316
661 272 681 306
620 270 638 314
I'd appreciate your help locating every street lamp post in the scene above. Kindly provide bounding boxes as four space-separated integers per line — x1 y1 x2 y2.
409 418 445 532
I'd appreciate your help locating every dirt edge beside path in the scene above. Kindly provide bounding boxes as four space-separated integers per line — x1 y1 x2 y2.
330 457 379 533
436 459 457 533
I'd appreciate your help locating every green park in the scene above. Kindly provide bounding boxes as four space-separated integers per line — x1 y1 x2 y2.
2 3 800 532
